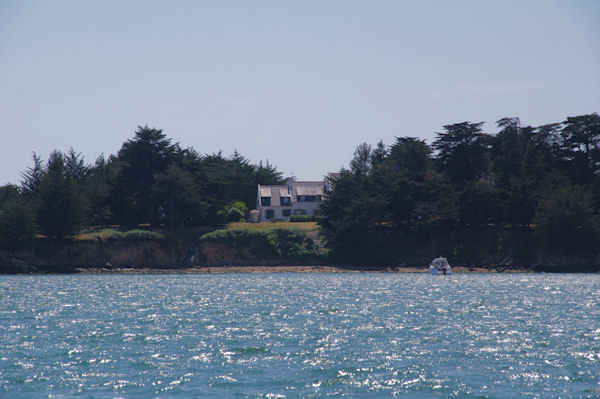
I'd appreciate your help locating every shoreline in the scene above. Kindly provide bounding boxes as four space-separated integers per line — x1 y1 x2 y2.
71 265 531 274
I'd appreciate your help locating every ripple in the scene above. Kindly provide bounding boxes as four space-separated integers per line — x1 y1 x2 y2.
0 273 599 397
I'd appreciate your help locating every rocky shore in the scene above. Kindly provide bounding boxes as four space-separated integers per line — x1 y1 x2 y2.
1 236 598 274
71 265 531 274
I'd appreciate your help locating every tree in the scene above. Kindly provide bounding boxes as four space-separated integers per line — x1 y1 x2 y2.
490 119 542 226
370 140 388 169
151 163 209 227
194 152 285 224
194 152 235 224
349 143 372 177
531 123 563 172
84 154 114 226
36 151 86 239
64 147 89 183
255 159 284 187
533 182 598 253
319 166 389 262
432 122 491 183
0 184 21 207
384 137 439 229
492 118 526 183
20 152 45 200
561 113 600 183
499 175 538 226
0 199 37 246
111 125 179 226
456 180 501 226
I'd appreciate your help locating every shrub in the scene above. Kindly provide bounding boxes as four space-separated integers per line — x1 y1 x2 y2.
218 201 249 223
75 228 164 242
199 227 327 260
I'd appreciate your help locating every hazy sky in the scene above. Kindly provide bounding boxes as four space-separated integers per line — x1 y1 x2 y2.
1 1 599 184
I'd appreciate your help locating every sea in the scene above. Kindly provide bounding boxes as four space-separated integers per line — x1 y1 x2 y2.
0 273 598 398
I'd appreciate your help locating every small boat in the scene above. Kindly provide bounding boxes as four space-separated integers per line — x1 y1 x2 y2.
429 257 452 275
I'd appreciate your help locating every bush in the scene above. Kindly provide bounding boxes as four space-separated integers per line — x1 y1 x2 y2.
76 228 164 242
218 201 249 223
199 227 327 260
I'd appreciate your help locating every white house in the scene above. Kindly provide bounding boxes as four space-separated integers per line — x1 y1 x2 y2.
256 175 337 222
257 184 293 221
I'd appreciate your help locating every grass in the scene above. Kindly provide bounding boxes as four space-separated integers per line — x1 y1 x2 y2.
73 222 319 243
74 228 165 242
226 221 319 231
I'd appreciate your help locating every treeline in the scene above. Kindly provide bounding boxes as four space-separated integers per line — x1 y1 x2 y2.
0 126 284 243
320 113 600 262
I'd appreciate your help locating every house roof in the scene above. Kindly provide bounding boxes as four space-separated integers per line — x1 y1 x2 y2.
258 185 289 203
291 181 325 196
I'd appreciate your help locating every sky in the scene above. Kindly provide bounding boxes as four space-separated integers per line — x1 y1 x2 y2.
1 0 599 185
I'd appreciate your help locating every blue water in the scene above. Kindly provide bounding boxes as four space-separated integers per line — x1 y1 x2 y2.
0 273 598 398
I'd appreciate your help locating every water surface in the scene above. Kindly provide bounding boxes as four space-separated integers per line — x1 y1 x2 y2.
1 273 599 398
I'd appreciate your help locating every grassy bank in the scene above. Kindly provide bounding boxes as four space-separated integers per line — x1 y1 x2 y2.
225 221 319 231
9 223 592 273
75 229 166 242
199 223 328 263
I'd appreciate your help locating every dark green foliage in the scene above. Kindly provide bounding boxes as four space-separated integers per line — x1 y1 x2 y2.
200 227 326 260
0 198 37 246
350 143 373 177
319 166 389 262
12 125 285 232
20 152 45 200
188 152 284 224
217 201 248 224
5 112 599 267
64 147 89 183
110 125 179 226
561 113 600 183
320 113 600 264
0 185 21 207
152 163 209 227
533 184 598 253
84 154 113 226
385 137 443 229
36 151 86 239
456 180 502 227
104 127 283 227
290 215 321 222
432 122 491 183
78 229 165 242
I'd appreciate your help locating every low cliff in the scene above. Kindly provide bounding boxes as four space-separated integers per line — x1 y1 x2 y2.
0 226 598 273
0 227 328 273
0 239 181 273
334 226 600 273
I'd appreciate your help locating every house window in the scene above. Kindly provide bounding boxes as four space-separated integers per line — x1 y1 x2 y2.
292 209 307 216
282 209 291 217
261 197 271 206
265 209 274 219
280 197 291 206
